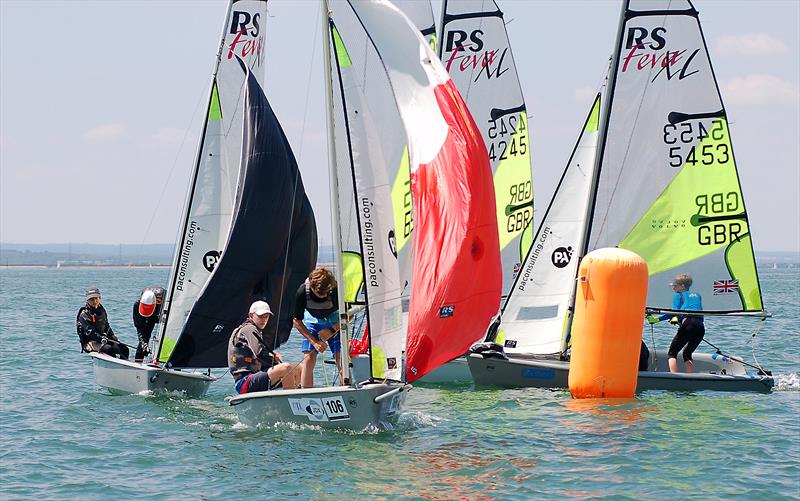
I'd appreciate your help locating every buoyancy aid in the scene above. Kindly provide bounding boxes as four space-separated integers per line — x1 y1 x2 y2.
304 279 336 318
228 321 275 380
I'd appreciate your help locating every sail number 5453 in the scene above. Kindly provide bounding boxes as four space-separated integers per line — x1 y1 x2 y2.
663 121 729 167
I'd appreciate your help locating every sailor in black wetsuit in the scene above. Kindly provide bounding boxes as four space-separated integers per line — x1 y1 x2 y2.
76 287 129 359
133 286 164 360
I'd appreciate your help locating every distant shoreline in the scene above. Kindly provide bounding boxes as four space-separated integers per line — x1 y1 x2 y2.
0 265 172 270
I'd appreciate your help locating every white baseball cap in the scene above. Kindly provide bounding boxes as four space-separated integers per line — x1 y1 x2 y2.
249 300 272 316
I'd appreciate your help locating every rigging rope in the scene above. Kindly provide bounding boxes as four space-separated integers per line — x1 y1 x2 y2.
649 323 658 370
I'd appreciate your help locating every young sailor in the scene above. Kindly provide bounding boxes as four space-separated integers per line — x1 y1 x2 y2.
292 267 343 388
647 274 705 373
228 301 301 393
132 286 164 360
76 287 129 359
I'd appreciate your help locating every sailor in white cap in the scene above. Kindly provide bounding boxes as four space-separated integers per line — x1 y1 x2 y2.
227 300 301 393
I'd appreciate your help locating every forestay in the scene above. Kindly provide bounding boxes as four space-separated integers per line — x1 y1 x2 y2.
337 0 502 382
589 0 764 315
439 0 534 298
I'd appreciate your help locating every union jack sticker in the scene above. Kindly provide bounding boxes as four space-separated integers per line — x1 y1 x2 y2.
713 279 739 295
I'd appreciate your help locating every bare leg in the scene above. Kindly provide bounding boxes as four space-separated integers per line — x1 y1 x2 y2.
301 351 317 388
268 362 301 389
668 356 680 373
684 359 695 373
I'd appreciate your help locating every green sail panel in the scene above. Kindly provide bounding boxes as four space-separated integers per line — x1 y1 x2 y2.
620 118 746 271
332 25 352 69
342 251 364 304
209 82 222 121
619 118 760 311
494 112 533 257
390 147 413 254
725 233 762 311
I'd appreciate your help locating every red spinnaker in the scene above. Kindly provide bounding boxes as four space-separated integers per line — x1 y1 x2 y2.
406 80 502 382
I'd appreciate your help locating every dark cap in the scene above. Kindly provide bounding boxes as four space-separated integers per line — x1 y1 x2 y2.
85 287 101 300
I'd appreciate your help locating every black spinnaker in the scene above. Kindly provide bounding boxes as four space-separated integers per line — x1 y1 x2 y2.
168 69 317 368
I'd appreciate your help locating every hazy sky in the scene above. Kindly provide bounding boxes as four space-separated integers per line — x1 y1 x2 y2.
1 0 798 252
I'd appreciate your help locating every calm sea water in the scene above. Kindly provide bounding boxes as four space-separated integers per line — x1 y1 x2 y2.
1 266 798 499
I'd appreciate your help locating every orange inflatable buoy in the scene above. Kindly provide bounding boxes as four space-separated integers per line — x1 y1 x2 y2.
568 248 648 399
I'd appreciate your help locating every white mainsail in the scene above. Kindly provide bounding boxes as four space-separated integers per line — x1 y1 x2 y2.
497 0 766 361
156 0 268 363
439 0 534 298
588 0 764 315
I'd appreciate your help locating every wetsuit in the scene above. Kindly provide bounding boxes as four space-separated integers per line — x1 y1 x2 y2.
227 319 279 393
663 291 705 362
133 300 162 360
76 303 129 359
292 282 340 353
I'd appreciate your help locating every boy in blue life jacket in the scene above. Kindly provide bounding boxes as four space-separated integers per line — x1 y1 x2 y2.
647 274 704 373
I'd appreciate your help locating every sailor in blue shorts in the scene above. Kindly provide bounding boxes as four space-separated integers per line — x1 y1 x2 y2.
292 267 343 388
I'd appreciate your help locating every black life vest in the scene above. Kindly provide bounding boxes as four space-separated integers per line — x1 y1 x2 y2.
228 322 275 379
305 279 336 318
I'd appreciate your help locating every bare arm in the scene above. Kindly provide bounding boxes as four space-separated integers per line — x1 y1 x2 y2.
293 318 327 352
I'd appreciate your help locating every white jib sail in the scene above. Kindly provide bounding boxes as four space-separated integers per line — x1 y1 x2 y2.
157 0 268 362
499 95 602 356
439 0 533 298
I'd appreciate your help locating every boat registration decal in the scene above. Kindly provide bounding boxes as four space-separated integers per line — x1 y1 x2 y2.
288 396 350 422
522 368 556 380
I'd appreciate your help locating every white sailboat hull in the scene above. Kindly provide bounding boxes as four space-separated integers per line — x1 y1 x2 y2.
228 382 410 431
89 352 214 397
350 354 473 385
467 350 774 393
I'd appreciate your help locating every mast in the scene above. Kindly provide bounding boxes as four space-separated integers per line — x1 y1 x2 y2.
154 0 236 361
321 0 352 382
561 0 629 353
437 0 447 60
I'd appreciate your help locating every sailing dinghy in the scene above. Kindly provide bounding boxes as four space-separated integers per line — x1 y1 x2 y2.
468 0 774 393
92 0 318 397
229 0 501 430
